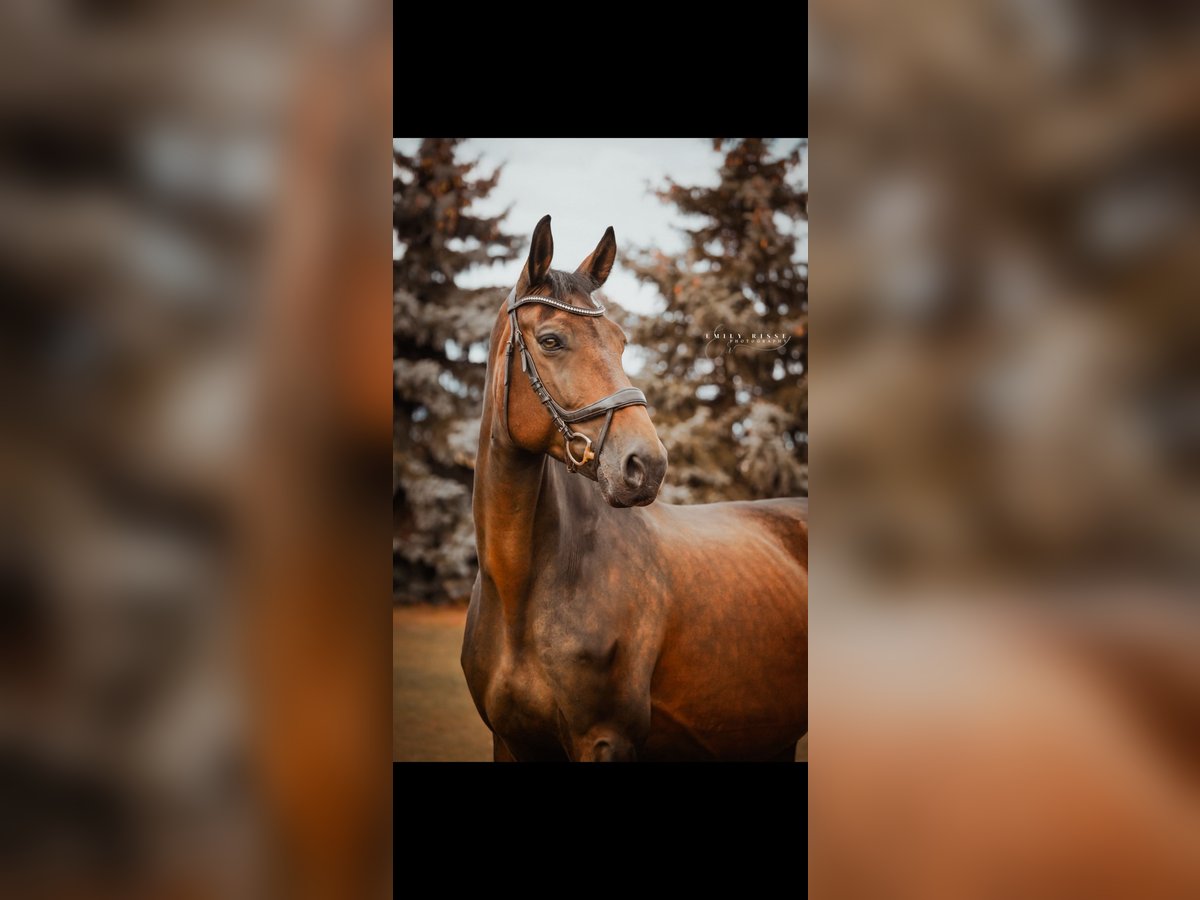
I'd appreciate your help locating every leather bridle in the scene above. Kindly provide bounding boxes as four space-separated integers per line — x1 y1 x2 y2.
501 287 647 473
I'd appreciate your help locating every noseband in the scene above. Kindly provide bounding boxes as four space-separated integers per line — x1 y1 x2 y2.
501 287 647 473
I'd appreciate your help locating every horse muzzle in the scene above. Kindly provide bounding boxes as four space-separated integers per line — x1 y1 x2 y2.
597 439 668 508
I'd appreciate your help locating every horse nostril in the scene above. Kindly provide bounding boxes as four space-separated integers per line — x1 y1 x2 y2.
624 453 646 489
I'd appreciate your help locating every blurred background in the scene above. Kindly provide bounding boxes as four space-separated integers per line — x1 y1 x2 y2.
391 138 809 759
810 0 1200 896
1 2 391 898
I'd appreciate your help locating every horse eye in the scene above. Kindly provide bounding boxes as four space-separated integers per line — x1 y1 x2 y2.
539 336 562 351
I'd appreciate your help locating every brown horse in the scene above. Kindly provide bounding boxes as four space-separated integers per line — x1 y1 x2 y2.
462 215 807 761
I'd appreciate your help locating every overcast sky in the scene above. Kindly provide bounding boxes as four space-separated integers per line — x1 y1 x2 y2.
394 138 806 316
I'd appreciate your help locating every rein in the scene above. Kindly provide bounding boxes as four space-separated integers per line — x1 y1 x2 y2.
501 287 647 472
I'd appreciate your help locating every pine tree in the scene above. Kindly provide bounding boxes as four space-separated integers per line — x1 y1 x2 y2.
393 139 521 603
624 138 808 503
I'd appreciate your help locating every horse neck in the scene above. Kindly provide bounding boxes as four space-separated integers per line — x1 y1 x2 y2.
474 374 600 627
473 426 544 608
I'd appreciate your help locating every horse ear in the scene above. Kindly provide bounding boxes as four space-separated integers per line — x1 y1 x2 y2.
576 226 617 288
516 215 554 295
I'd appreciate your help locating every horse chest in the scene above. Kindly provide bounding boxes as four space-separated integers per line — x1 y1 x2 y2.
478 599 636 759
479 651 563 758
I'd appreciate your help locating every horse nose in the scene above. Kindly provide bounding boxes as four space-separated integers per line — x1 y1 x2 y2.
624 453 647 490
622 447 666 491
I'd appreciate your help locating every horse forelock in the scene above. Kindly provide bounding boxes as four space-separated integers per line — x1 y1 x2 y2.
541 269 603 310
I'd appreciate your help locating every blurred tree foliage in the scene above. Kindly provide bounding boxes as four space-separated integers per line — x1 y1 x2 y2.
393 139 520 603
624 138 808 503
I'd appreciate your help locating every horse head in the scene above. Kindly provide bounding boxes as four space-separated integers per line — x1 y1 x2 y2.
493 215 668 507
